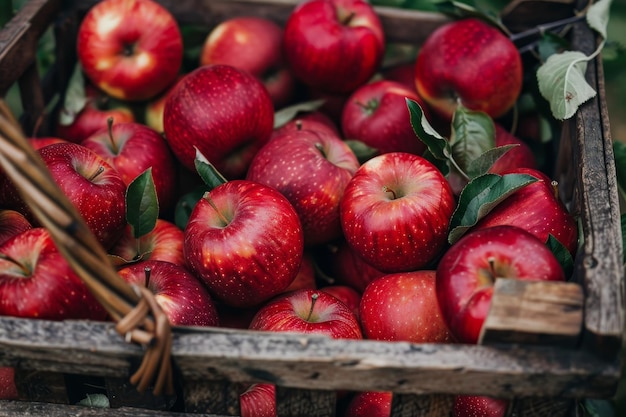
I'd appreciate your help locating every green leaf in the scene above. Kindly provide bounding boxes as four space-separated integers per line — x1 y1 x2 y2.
613 141 626 198
344 139 379 164
76 393 110 408
450 106 496 176
58 63 88 126
587 0 613 39
273 99 326 129
546 234 574 278
537 51 597 120
126 168 159 239
466 144 518 178
407 98 450 161
422 149 450 176
578 398 616 417
537 32 571 62
433 1 505 29
194 147 228 190
448 173 538 244
174 185 206 230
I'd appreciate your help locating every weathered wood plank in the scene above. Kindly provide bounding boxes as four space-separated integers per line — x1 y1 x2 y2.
479 279 583 346
0 400 223 416
567 12 625 356
0 317 620 399
0 0 62 95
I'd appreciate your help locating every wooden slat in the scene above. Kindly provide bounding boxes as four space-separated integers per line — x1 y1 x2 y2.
567 12 625 356
275 387 336 417
0 317 620 399
479 279 584 346
0 400 222 416
0 0 62 95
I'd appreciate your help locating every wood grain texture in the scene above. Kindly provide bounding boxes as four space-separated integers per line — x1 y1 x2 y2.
479 279 584 346
0 317 620 400
0 400 222 416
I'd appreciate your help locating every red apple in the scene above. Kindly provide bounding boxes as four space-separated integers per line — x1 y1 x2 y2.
326 240 385 293
319 284 361 320
0 367 18 400
163 64 274 179
283 252 318 293
453 395 509 417
108 218 185 267
436 225 566 344
76 0 183 101
55 96 135 144
0 228 108 320
272 110 340 139
143 76 183 134
382 62 417 92
247 128 359 246
216 303 260 330
0 209 32 246
359 271 455 343
341 80 429 156
340 152 456 272
488 124 537 174
28 136 68 150
345 391 392 417
117 260 219 327
415 18 523 120
81 121 178 212
200 16 296 109
184 180 304 308
38 142 127 249
249 289 363 340
240 383 276 417
283 0 385 94
472 167 578 256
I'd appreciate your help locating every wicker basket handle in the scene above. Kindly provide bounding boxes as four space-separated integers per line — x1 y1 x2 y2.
0 100 174 396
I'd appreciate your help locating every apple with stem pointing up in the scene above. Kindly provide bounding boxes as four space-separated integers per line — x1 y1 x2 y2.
436 225 565 344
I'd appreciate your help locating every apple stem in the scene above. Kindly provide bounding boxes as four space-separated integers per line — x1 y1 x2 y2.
306 293 319 322
107 117 118 154
487 258 497 283
0 252 31 275
88 165 105 182
382 185 397 200
144 266 151 288
340 11 356 25
551 180 560 200
205 195 230 227
315 142 327 159
296 120 303 131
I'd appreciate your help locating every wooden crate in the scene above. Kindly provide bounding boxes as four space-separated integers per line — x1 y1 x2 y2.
0 0 623 416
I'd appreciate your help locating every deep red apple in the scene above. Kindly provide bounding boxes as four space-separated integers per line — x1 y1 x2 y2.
436 225 566 344
382 62 417 92
472 167 578 256
344 391 392 417
143 75 183 134
0 367 18 400
488 124 537 174
283 0 385 94
28 136 68 150
200 16 296 108
163 64 275 179
249 289 363 340
320 284 361 320
108 218 185 267
453 395 509 417
184 180 304 308
81 121 178 212
0 209 32 246
0 228 108 321
240 383 276 417
340 152 456 272
76 0 183 101
247 128 360 246
341 79 429 156
282 252 318 293
272 110 340 139
117 260 219 327
359 271 455 343
415 18 523 120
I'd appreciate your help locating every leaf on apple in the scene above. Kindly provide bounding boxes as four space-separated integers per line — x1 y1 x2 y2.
448 173 538 244
546 234 574 278
58 62 88 126
450 106 497 176
126 168 159 239
194 147 228 190
466 144 519 178
407 98 450 161
273 99 326 129
536 0 612 121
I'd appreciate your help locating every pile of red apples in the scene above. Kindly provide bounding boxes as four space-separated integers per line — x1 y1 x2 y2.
0 0 579 416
